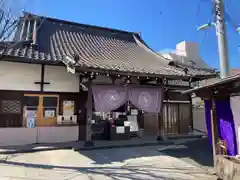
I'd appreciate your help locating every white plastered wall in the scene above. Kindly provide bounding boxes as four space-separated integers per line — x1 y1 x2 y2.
37 126 78 143
0 128 37 146
0 127 79 146
193 108 207 133
44 65 79 92
0 61 41 91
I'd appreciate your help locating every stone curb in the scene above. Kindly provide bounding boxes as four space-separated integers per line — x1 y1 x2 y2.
0 141 174 155
0 135 203 154
0 146 73 155
167 134 203 140
74 140 174 151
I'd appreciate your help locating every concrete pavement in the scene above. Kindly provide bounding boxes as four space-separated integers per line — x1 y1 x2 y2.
0 145 216 180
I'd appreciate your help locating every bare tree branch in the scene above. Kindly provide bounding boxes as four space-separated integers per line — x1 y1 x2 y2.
0 0 43 60
0 0 31 42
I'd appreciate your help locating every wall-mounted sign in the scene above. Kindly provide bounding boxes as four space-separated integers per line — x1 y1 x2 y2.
27 117 35 128
127 115 139 132
44 110 55 118
26 110 37 118
63 101 75 116
116 126 125 134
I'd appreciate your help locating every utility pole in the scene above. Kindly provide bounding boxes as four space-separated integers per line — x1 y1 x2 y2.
198 0 230 78
214 0 230 78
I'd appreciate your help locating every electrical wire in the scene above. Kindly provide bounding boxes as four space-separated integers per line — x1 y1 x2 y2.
225 12 239 33
194 0 212 65
200 29 209 47
196 0 201 19
224 0 240 33
224 0 240 51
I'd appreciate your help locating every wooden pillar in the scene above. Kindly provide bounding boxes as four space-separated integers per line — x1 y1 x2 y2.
166 79 169 135
210 97 219 166
157 78 166 141
84 79 94 146
34 64 50 92
189 81 194 133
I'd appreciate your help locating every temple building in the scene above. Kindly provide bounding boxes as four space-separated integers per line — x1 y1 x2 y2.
0 12 216 146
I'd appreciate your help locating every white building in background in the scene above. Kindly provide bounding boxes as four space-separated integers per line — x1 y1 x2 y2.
160 41 209 69
159 41 211 134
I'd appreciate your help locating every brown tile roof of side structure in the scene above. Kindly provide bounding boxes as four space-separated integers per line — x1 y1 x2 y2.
198 69 240 87
0 12 216 78
182 73 240 95
230 69 240 75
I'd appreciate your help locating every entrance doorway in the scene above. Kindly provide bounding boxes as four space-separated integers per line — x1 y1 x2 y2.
24 94 59 126
161 102 191 135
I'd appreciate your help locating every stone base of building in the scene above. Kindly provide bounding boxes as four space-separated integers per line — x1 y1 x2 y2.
0 126 78 146
215 155 240 180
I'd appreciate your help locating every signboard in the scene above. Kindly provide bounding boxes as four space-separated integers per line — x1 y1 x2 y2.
127 115 139 132
26 109 36 128
63 101 75 116
44 110 55 118
27 117 35 128
116 126 125 134
26 110 37 118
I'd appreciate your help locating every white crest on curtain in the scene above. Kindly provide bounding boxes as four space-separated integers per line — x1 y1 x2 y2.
138 92 152 108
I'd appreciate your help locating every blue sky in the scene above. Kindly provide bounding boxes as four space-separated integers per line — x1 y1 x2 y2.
26 0 240 69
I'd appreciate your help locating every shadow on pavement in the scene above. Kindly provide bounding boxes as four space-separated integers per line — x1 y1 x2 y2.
158 138 213 167
78 146 163 165
75 138 213 168
0 160 213 180
0 142 75 154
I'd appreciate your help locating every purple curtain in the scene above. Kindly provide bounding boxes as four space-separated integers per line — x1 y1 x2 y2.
216 98 237 156
204 98 238 156
92 85 127 112
129 86 163 113
204 100 212 146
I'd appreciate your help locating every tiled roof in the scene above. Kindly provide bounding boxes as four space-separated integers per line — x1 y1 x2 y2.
0 12 216 78
199 69 240 87
230 69 240 75
183 73 240 95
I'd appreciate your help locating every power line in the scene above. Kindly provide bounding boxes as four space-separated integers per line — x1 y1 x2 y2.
196 0 214 43
224 0 240 32
225 11 240 33
196 0 201 19
223 2 240 52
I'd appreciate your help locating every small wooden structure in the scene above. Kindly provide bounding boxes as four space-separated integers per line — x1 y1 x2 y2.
182 74 240 180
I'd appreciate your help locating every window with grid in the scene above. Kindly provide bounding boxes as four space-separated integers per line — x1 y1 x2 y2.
0 100 22 127
1 100 21 114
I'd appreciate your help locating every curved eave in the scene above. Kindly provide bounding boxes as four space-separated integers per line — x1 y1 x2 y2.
0 54 191 81
182 74 240 96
